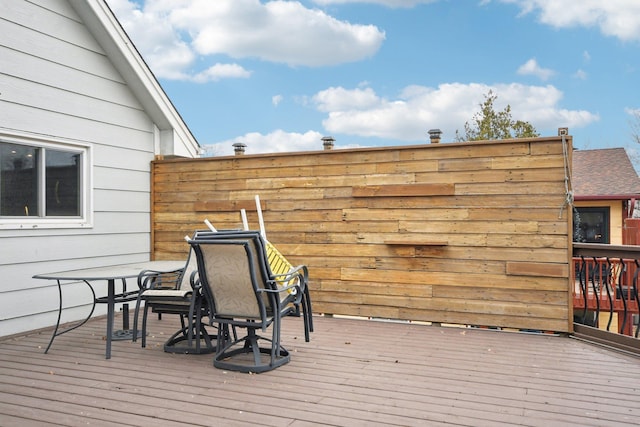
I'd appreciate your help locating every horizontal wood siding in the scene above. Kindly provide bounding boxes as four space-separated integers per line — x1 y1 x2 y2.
152 137 573 332
0 1 156 336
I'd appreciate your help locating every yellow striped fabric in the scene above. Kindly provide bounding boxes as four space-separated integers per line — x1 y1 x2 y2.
266 241 295 292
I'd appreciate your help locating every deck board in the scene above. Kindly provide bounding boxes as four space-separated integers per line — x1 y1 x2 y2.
0 314 638 426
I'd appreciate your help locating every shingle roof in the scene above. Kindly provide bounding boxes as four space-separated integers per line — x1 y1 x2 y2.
572 148 640 197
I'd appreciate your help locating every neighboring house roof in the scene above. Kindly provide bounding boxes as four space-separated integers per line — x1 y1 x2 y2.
70 0 200 158
573 148 640 199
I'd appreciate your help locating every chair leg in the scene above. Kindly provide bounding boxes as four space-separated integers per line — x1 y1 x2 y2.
247 330 262 366
178 314 188 339
212 323 289 373
163 319 215 354
271 318 279 363
304 286 313 333
191 301 201 353
216 324 230 354
132 296 143 342
186 294 201 349
298 298 309 343
141 303 150 348
297 287 313 342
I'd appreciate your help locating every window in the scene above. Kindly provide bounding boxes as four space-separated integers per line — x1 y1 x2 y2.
0 136 91 229
573 207 609 243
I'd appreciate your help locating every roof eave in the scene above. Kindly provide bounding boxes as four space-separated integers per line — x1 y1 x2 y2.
574 194 640 201
69 0 200 158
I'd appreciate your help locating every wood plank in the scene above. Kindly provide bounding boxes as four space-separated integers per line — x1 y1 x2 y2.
437 157 494 171
434 286 568 305
491 154 565 170
151 138 572 332
313 292 568 319
339 268 567 291
352 183 455 197
342 207 470 221
193 199 265 212
506 261 569 278
351 194 566 209
455 181 565 196
400 219 541 234
416 167 566 184
156 161 381 180
398 140 531 160
416 245 568 263
1 315 638 426
384 240 448 246
248 173 416 189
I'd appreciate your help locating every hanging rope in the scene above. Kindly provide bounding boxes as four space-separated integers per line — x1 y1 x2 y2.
559 132 574 218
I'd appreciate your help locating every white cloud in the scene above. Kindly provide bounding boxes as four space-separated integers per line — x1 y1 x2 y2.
517 58 555 81
312 82 599 141
573 69 588 80
202 82 600 155
312 86 382 112
108 0 386 78
312 0 438 7
107 0 196 80
202 130 327 156
501 0 640 42
192 63 252 83
187 1 385 66
272 95 284 107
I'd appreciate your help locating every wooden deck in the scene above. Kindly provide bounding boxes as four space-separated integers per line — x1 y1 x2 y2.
0 313 638 426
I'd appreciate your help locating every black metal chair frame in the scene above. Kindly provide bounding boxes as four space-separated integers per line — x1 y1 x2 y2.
190 236 304 373
133 252 216 354
193 229 313 342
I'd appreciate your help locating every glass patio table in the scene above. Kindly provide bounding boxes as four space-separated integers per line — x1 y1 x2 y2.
33 260 185 359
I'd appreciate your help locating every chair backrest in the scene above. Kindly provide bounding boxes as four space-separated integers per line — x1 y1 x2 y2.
265 241 295 285
192 229 293 293
177 247 198 291
192 229 282 292
190 239 272 323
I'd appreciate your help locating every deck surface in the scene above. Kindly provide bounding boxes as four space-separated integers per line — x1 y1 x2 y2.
0 313 638 426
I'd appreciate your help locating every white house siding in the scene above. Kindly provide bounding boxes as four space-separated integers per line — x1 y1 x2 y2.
0 0 186 337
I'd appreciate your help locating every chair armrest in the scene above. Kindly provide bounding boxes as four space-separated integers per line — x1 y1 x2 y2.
189 269 200 290
139 269 202 301
272 264 308 285
137 268 183 290
260 280 303 306
271 264 308 299
262 282 301 294
272 264 308 280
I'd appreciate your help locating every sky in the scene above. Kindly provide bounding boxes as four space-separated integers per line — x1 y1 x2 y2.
106 0 640 157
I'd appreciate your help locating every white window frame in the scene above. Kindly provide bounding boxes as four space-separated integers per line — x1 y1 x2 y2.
0 132 93 230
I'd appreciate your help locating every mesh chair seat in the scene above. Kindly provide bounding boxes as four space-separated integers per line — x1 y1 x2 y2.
133 250 216 354
190 235 305 373
193 229 313 342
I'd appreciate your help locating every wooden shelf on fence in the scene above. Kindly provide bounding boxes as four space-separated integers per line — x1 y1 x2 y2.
385 240 448 246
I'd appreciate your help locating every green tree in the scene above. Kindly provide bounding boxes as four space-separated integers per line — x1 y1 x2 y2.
631 109 640 145
628 109 640 171
455 91 539 141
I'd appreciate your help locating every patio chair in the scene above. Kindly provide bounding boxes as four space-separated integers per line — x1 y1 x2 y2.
193 229 312 342
189 236 305 373
132 248 215 354
265 240 313 340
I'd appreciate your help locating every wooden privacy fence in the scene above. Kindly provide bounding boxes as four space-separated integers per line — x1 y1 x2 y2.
152 136 573 332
